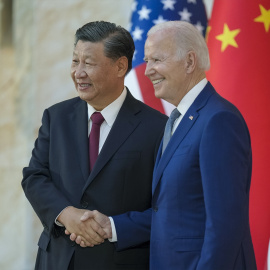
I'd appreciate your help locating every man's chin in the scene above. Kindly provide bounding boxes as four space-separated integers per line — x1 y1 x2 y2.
78 92 92 103
154 88 164 100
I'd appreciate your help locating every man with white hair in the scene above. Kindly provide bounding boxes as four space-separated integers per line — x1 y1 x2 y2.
71 21 257 270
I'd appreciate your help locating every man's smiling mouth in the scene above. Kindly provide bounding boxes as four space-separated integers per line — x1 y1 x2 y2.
152 79 164 85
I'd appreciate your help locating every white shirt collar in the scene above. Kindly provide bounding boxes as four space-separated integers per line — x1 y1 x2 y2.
176 78 208 117
87 87 127 127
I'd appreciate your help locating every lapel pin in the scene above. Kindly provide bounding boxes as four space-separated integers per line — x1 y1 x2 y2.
189 115 193 120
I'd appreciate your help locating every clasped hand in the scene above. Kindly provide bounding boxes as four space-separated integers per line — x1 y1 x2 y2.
58 207 111 248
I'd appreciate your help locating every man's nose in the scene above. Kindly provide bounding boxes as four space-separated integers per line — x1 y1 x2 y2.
75 64 87 78
144 62 155 77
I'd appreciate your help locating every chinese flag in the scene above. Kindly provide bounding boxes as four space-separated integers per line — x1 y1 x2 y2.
206 1 270 269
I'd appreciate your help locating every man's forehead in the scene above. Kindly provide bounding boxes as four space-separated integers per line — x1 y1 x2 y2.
73 41 104 56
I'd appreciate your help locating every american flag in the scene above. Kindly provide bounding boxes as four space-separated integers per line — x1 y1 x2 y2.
125 0 208 115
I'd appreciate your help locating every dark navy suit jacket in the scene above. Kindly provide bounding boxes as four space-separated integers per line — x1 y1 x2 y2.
22 89 167 270
113 83 257 270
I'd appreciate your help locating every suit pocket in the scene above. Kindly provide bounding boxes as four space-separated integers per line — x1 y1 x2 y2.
113 151 141 160
38 230 50 251
172 237 204 251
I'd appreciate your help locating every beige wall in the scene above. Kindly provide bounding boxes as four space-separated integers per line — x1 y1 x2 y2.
0 0 213 269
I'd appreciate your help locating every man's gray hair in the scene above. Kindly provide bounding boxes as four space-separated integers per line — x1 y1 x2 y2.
147 21 210 71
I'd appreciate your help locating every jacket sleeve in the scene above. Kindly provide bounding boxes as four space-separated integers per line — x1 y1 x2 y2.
22 109 71 236
112 208 152 251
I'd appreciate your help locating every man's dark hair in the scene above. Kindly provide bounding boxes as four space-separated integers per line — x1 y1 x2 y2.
75 21 135 75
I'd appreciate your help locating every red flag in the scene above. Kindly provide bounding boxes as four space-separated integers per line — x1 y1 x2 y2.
206 1 270 269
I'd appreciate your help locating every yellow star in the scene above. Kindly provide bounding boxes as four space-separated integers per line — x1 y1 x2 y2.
206 25 211 42
254 4 270 32
216 23 241 52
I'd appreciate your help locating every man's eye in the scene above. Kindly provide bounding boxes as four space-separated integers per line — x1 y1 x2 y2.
86 62 96 66
154 59 160 62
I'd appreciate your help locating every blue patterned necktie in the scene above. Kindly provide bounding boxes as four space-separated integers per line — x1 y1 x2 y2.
162 108 181 154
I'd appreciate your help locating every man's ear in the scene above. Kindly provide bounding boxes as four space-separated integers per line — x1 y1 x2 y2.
185 51 196 73
116 56 128 77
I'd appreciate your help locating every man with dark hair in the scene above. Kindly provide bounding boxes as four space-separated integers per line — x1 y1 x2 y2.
22 21 167 270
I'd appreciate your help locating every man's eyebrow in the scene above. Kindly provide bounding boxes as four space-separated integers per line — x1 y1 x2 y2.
72 52 93 59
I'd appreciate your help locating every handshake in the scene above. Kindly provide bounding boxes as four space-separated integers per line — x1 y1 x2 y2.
58 207 112 248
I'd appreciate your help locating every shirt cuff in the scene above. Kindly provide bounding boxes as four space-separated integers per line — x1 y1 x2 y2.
55 207 70 227
108 216 117 242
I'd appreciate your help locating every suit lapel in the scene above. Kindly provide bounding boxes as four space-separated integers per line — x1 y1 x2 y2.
69 99 89 182
152 110 199 194
152 83 215 194
82 90 142 193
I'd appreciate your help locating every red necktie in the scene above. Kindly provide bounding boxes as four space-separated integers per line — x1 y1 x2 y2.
89 112 104 171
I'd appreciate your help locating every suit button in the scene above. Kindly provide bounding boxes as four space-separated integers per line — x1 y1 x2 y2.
81 201 88 208
153 206 158 212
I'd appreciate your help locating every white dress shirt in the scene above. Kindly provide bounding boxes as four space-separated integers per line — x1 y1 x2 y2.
87 88 127 151
172 78 208 134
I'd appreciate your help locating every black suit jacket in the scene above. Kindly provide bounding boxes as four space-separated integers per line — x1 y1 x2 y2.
22 90 167 270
